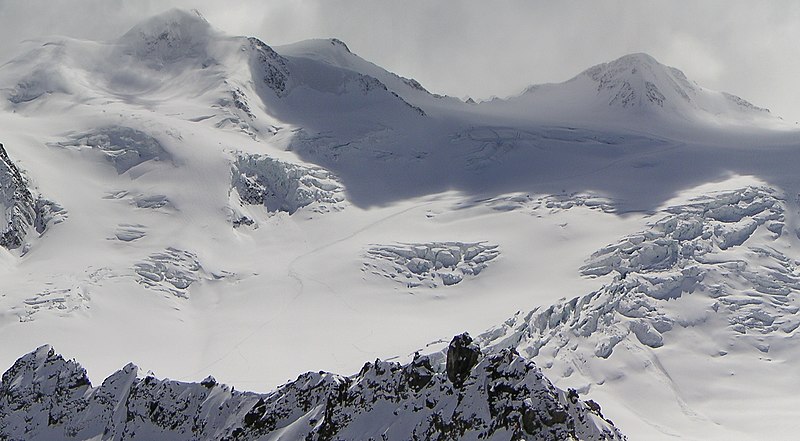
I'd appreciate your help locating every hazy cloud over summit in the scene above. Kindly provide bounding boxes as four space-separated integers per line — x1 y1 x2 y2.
1 0 798 122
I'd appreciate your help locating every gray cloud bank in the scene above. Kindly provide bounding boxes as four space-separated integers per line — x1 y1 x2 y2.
1 0 798 122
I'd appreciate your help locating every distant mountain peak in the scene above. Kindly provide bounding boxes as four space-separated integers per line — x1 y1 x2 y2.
118 8 216 66
607 52 659 66
510 52 773 127
577 52 696 109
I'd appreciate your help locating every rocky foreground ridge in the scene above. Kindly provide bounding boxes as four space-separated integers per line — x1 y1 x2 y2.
0 334 624 440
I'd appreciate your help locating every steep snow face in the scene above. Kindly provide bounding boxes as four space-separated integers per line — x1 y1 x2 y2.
0 339 624 441
275 39 456 111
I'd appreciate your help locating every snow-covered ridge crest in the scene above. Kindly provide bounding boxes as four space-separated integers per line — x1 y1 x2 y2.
0 337 625 440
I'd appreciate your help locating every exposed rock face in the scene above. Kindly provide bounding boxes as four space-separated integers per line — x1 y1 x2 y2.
0 143 36 249
0 143 66 251
446 332 481 387
247 37 290 98
0 343 625 441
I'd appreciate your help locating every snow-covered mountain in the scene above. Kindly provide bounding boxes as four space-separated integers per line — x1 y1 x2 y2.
0 337 624 440
1 8 799 441
488 52 782 134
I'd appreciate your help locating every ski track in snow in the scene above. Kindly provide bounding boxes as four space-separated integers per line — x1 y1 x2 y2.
185 201 433 379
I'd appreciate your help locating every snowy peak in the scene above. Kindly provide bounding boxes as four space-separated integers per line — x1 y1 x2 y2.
117 9 216 67
0 345 88 393
578 52 696 109
507 52 775 130
0 8 424 131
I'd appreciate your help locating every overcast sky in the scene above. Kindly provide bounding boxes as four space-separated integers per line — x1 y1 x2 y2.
2 0 799 122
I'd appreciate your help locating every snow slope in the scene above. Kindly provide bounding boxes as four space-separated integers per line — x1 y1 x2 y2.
1 8 799 440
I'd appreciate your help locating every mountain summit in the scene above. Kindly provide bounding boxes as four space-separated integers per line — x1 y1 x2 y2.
579 53 703 109
497 52 774 129
118 9 215 66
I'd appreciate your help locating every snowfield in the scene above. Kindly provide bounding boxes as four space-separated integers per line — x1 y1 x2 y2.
1 8 800 440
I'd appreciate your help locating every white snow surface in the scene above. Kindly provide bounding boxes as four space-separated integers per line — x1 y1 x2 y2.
1 8 800 440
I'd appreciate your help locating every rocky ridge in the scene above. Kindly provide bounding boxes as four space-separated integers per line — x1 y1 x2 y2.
0 142 65 251
0 335 624 441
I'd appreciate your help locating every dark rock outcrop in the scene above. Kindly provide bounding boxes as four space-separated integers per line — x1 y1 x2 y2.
0 143 36 249
446 332 482 387
0 142 65 251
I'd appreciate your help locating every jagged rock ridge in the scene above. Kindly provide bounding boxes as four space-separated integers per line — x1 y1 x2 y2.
0 338 624 440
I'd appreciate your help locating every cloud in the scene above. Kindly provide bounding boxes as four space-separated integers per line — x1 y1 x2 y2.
0 0 798 121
